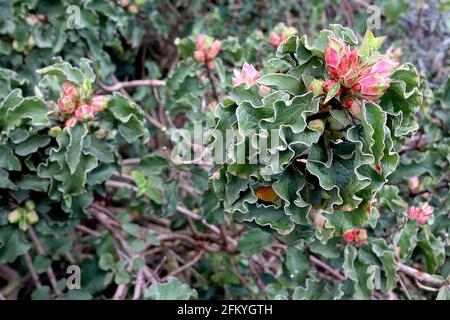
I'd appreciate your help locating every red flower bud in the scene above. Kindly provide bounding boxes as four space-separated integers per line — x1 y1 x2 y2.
343 230 355 243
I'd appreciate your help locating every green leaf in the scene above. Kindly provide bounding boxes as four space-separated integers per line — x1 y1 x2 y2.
358 30 385 63
122 223 141 237
99 253 115 271
86 137 114 163
1 93 49 133
66 123 88 175
0 145 21 171
106 92 149 143
0 227 30 263
36 57 85 85
15 175 49 192
324 82 341 103
285 247 310 282
437 286 450 300
293 278 343 300
343 245 375 299
145 277 198 300
237 229 273 255
257 74 304 95
417 233 446 273
394 220 418 262
14 134 50 157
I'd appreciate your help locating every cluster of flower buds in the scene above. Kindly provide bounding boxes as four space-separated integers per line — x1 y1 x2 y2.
193 34 222 69
308 32 397 118
343 228 367 244
324 34 396 101
407 204 434 225
56 81 108 128
269 23 297 48
232 62 270 96
8 200 39 231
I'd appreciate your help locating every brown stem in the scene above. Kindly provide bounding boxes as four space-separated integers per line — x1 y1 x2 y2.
398 263 448 288
28 228 61 296
24 252 42 288
205 64 219 101
162 250 205 281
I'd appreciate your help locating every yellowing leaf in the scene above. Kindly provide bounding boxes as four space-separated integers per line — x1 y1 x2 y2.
255 186 280 202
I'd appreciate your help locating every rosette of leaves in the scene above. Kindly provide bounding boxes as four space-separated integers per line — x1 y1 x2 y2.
0 58 148 263
211 25 422 240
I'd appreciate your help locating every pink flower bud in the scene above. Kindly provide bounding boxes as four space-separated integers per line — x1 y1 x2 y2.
343 230 355 243
345 98 361 119
361 59 397 78
58 95 77 114
58 81 80 114
324 37 360 87
232 62 260 88
62 81 79 99
206 40 221 60
407 204 434 224
75 104 95 122
206 60 215 70
351 74 391 101
65 117 77 128
259 85 270 97
92 95 108 112
269 33 285 47
196 34 206 51
408 176 420 193
194 50 205 62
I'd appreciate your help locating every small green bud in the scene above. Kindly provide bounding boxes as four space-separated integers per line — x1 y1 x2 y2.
25 200 36 211
27 35 35 49
49 126 62 137
26 210 39 225
8 209 22 224
19 219 29 231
